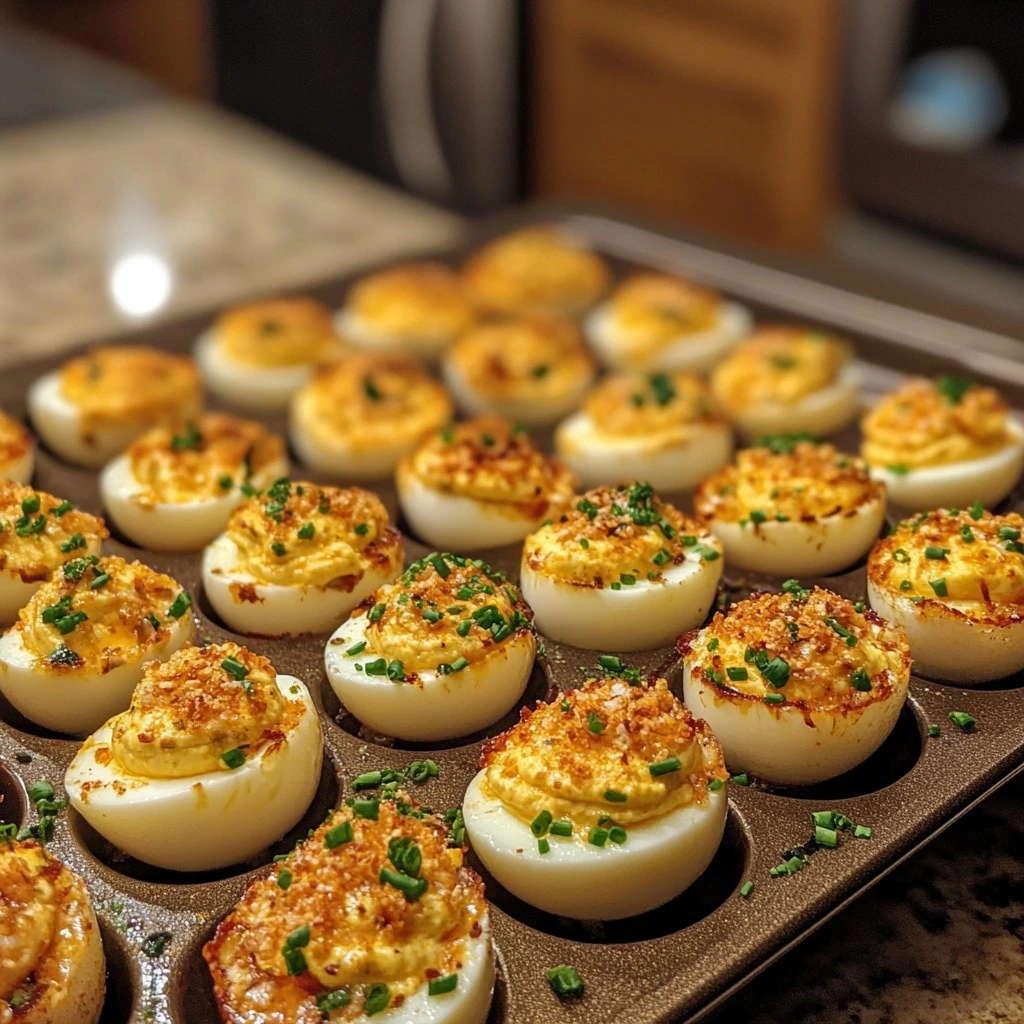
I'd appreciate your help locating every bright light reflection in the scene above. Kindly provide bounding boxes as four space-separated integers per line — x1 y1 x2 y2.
109 253 173 318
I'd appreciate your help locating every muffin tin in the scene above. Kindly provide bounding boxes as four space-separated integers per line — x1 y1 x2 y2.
2 207 1024 1024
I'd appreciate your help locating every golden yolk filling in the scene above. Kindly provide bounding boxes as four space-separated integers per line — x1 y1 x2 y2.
127 413 285 505
346 263 477 340
0 482 107 584
18 555 185 672
524 483 718 585
861 377 1014 470
462 227 609 313
870 508 1024 613
351 552 531 675
227 480 401 589
688 586 910 710
59 345 200 426
215 297 339 367
405 416 576 508
481 678 724 829
711 327 850 408
109 643 285 778
0 842 56 1001
607 273 722 358
579 371 720 440
0 411 31 468
296 354 453 453
447 317 592 400
694 443 882 523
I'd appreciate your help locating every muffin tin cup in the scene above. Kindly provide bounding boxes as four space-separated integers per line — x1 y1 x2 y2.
2 207 1023 1024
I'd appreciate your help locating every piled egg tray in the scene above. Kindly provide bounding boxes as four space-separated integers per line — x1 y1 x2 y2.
3 206 1024 1024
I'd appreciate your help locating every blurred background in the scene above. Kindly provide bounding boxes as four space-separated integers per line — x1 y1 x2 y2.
0 0 1021 357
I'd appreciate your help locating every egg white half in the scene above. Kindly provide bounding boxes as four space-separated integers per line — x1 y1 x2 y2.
726 361 863 441
0 536 104 628
867 578 1024 683
99 450 288 552
0 445 34 485
442 359 595 427
555 413 733 492
325 615 535 741
869 420 1024 512
202 533 402 636
462 755 727 920
681 659 908 785
708 495 886 577
194 329 316 411
65 673 323 872
585 301 752 373
521 550 722 652
0 614 192 736
28 371 200 470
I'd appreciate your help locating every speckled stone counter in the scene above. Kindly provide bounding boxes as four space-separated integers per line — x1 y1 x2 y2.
2 98 1023 1024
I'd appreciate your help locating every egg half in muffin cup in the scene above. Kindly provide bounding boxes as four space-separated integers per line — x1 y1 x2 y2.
868 505 1024 683
461 226 610 317
290 353 454 480
195 296 341 410
203 800 494 1024
0 482 107 625
556 370 733 492
463 677 728 920
585 272 752 373
710 326 860 440
442 316 596 425
100 412 288 552
28 345 201 469
65 642 322 872
861 376 1024 510
0 839 105 1024
0 409 34 483
694 440 887 576
0 555 192 735
521 483 723 652
396 416 576 551
325 552 535 742
681 584 911 785
203 479 404 637
336 262 478 362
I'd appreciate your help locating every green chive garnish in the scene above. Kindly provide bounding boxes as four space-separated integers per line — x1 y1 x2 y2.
530 810 553 837
345 641 367 656
546 965 584 999
428 974 459 996
603 789 627 803
929 578 948 597
586 712 605 735
649 757 681 777
222 748 245 770
948 710 976 731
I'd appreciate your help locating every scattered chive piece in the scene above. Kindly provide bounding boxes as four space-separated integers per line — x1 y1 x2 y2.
345 641 366 656
609 581 622 591
316 990 352 1013
549 820 573 838
325 821 354 849
21 495 40 515
363 983 391 1015
167 591 192 618
586 712 605 735
706 638 719 652
276 868 292 890
282 948 306 975
749 509 767 524
887 464 910 476
999 525 1022 541
929 578 948 597
588 826 609 847
89 572 110 590
546 965 584 999
609 826 627 845
811 810 836 828
530 810 553 837
707 778 724 792
761 657 790 688
352 771 381 789
763 693 785 705
59 533 86 552
620 573 636 586
649 757 682 777
222 748 245 770
928 724 941 737
368 603 386 622
969 501 985 519
428 974 459 996
386 659 405 681
892 548 910 563
948 710 976 732
960 525 975 543
353 798 380 819
598 654 623 671
579 537 589 549
537 838 550 855
297 522 314 541
815 825 838 848
603 789 627 803
925 545 949 560
854 825 873 839
740 881 755 898
449 656 469 673
379 868 428 901
850 668 872 692
27 781 54 804
354 522 370 536
218 475 233 491
900 580 912 590
363 658 387 676
726 667 748 681
731 773 750 786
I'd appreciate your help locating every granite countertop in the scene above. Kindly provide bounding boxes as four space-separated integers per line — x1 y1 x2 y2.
2 96 1023 1024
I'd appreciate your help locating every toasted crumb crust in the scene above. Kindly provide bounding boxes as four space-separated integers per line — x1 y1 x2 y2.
693 443 883 524
681 586 911 711
215 296 339 367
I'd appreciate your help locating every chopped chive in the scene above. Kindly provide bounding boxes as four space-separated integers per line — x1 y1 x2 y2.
221 656 248 681
537 838 550 855
325 821 354 848
900 580 912 591
586 712 605 735
588 826 609 847
353 798 380 819
708 778 724 792
59 533 86 552
850 668 872 692
222 748 245 770
603 789 627 803
740 881 755 898
276 868 292 890
368 603 386 622
928 724 941 737
706 638 719 651
969 501 985 519
546 965 584 999
449 656 469 673
88 572 110 590
549 820 572 838
429 974 459 996
960 525 975 543
345 641 366 656
892 548 910 563
925 545 949 560
929 578 948 597
167 591 192 618
948 710 976 732
731 773 750 786
316 990 352 1013
363 983 391 1015
649 757 681 777
854 825 873 839
352 771 381 789
579 537 590 549
598 654 623 671
386 659 406 681
726 667 748 681
531 810 552 837
379 868 428 901
363 658 387 676
815 825 838 848
749 509 767 524
354 522 370 536
763 693 785 705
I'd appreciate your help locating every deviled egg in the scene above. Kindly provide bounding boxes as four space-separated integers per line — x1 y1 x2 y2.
681 584 911 784
463 677 728 920
585 272 752 373
100 412 288 552
861 376 1024 510
325 552 534 741
65 642 322 872
337 262 478 361
195 296 341 410
868 505 1024 682
0 409 34 483
203 800 494 1023
0 555 192 735
290 353 453 480
521 483 722 651
693 440 886 576
28 345 201 469
461 226 609 317
442 316 596 425
0 482 107 625
710 326 860 440
203 480 404 636
555 370 733 491
0 839 105 1024
396 416 576 550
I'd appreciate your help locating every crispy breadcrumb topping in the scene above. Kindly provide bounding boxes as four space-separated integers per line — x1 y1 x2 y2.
215 296 339 367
